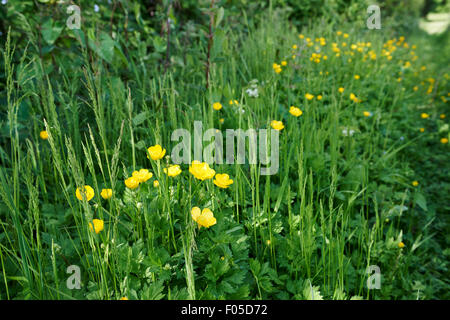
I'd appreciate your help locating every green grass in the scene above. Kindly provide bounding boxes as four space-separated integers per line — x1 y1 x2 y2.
0 5 449 300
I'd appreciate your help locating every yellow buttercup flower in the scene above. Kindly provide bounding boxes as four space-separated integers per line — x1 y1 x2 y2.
270 120 284 131
363 111 372 117
153 180 159 188
292 44 298 49
317 95 323 100
289 106 303 117
419 128 425 133
441 138 449 144
219 118 224 124
281 60 287 66
164 164 182 177
132 169 153 183
273 63 282 74
350 93 356 101
147 145 166 160
89 219 104 234
412 181 419 187
338 87 345 93
191 206 201 221
213 173 234 189
354 75 360 80
120 297 128 300
40 130 49 140
76 185 95 201
189 161 215 180
196 209 216 228
191 207 216 228
100 188 112 199
125 176 140 189
420 113 429 119
305 93 314 100
440 114 446 119
213 102 222 111
398 242 405 248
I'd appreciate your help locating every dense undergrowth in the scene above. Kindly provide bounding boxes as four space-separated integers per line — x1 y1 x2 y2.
0 1 449 300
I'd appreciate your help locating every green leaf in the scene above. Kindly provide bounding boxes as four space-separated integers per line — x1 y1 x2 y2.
215 7 225 28
133 112 149 126
414 192 428 211
41 19 63 45
88 32 115 64
303 280 323 300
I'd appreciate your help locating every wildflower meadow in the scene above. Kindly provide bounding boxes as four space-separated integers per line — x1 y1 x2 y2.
0 0 449 302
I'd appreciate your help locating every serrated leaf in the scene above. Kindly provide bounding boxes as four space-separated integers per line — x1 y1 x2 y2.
303 280 323 300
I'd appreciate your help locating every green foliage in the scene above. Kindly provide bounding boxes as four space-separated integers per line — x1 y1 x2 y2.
0 0 448 300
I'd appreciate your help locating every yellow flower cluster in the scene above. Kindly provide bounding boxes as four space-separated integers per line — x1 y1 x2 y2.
289 106 303 117
125 168 154 189
89 219 104 234
132 169 153 183
147 144 166 160
189 160 215 180
213 102 222 111
349 93 361 103
213 173 234 188
270 120 284 131
76 185 95 201
305 93 314 100
101 188 112 199
125 176 140 189
310 52 326 63
191 207 217 228
273 62 282 74
40 130 49 140
164 164 182 177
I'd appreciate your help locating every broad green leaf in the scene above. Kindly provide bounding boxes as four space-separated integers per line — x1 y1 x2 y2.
41 19 63 45
414 192 428 211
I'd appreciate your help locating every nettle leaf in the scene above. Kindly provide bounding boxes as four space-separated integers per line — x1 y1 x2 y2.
302 280 324 300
